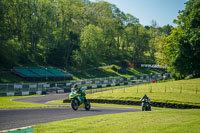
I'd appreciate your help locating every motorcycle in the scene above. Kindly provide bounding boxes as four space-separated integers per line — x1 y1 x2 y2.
69 88 91 111
141 99 151 111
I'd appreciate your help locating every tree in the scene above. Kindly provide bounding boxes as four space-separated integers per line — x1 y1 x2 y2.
0 0 164 71
72 24 104 68
161 24 173 36
123 23 150 63
46 0 84 68
88 1 124 61
164 0 200 77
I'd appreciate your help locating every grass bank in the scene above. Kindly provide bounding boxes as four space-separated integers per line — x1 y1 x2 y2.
71 65 165 79
87 78 200 105
33 108 200 133
0 65 165 83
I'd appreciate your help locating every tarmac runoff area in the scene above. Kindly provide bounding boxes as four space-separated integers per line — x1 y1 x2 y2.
0 93 141 132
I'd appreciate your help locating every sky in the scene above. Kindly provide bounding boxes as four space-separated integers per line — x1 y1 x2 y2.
90 0 188 27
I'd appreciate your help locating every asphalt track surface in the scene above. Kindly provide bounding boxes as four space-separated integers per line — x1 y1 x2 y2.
0 93 141 131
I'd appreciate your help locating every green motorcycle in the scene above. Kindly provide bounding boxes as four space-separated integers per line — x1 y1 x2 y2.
69 88 91 111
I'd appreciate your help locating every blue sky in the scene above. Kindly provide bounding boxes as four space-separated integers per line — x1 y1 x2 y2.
90 0 188 27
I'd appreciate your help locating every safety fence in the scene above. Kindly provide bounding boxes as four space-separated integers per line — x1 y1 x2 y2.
0 73 167 96
87 82 199 95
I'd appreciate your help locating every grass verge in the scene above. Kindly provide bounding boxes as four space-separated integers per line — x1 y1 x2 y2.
0 65 165 83
0 96 68 109
33 108 200 133
87 78 200 105
71 65 165 80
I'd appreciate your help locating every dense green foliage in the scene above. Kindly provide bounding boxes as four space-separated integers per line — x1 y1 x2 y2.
0 0 172 70
163 0 200 78
1 0 199 79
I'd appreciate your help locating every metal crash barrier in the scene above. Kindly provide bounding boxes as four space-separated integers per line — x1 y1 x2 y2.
0 73 169 96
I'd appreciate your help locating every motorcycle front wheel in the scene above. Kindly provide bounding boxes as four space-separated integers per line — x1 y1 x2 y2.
71 99 79 111
142 106 145 111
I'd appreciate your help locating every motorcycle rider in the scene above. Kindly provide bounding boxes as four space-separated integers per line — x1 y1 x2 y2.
73 84 87 102
140 94 150 102
140 94 151 111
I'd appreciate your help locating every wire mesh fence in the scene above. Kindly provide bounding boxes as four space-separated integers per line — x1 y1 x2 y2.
91 83 199 95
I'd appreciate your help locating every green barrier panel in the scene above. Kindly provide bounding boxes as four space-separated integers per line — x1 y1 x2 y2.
6 128 34 133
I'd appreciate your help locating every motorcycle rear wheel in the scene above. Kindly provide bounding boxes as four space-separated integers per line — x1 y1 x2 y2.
149 106 151 111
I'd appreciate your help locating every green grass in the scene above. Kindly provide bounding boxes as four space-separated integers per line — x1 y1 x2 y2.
0 96 68 109
71 65 165 80
0 65 165 83
49 78 200 106
87 78 200 105
0 72 26 83
33 108 200 133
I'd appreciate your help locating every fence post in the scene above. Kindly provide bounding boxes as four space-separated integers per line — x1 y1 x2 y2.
180 85 182 94
29 84 30 94
150 86 152 93
14 84 15 95
196 86 198 95
7 83 8 93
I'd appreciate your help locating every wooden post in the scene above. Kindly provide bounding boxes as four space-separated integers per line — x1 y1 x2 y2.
196 86 198 95
150 86 152 93
7 83 8 93
180 85 182 94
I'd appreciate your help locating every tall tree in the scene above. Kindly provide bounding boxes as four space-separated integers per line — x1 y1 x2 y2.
164 0 200 77
0 0 165 71
72 24 104 68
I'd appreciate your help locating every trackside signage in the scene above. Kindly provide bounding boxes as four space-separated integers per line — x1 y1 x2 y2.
29 84 37 88
141 64 167 69
14 85 22 89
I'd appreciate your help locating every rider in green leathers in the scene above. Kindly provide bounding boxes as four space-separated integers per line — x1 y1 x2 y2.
73 84 86 102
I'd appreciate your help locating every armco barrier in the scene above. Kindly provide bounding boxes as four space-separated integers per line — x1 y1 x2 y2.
6 92 15 96
0 80 143 96
63 99 200 109
0 73 168 96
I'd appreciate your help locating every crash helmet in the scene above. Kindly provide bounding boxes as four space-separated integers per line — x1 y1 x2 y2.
73 84 78 91
143 94 148 99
